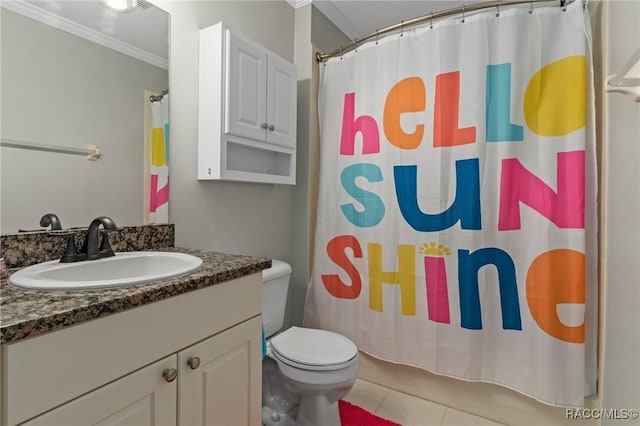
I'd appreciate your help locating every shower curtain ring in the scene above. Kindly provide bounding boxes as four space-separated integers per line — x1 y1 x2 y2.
529 0 534 14
462 5 466 23
430 12 434 29
400 20 404 37
496 0 501 17
376 29 379 45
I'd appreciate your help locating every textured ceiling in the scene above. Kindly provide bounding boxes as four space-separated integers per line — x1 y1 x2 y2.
311 0 488 41
8 0 493 65
9 0 168 61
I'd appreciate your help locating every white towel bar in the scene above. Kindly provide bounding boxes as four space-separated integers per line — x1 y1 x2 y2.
0 138 100 160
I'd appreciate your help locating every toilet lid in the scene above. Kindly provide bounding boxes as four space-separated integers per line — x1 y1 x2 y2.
270 327 358 368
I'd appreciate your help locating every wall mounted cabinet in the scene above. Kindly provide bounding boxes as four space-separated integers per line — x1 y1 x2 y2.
198 22 297 184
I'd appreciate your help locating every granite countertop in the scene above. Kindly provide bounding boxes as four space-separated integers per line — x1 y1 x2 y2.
0 248 271 344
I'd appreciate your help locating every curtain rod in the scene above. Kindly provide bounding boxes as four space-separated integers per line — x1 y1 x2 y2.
150 89 168 102
316 0 576 62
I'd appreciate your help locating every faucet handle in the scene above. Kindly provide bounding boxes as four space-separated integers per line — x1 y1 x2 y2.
50 233 84 263
98 230 117 258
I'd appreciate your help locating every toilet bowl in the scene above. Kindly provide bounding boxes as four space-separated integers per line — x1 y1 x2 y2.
262 261 360 426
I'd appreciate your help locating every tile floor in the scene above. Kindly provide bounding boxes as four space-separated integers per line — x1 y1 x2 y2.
344 378 506 426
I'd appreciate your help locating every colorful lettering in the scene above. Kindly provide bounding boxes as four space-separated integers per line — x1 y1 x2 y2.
499 150 585 230
526 249 585 343
368 243 416 315
149 174 169 213
317 53 591 349
340 92 380 155
433 71 476 147
384 77 426 149
524 55 586 136
421 243 452 324
486 63 523 142
151 127 167 166
394 159 482 232
340 163 385 227
321 235 363 299
458 248 522 330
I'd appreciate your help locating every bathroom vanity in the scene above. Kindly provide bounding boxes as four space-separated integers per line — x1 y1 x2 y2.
0 245 269 426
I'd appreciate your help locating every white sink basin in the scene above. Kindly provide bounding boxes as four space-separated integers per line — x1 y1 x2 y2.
9 251 203 291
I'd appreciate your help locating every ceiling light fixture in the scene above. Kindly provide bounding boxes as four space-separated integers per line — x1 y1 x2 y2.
99 0 138 13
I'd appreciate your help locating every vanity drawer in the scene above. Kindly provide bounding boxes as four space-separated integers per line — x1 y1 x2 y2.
2 273 261 425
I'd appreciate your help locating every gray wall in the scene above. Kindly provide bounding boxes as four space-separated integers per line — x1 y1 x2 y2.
0 10 168 232
311 5 351 54
154 1 295 262
601 0 640 423
289 5 351 328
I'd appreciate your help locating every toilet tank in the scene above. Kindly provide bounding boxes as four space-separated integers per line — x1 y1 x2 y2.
262 259 292 338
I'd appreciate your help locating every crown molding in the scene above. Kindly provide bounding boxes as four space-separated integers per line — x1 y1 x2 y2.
0 0 168 70
285 0 312 8
311 0 358 40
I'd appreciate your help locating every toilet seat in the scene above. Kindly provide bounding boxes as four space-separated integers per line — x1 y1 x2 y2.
270 326 358 371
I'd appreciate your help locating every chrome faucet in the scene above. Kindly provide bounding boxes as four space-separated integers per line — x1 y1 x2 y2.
79 216 119 260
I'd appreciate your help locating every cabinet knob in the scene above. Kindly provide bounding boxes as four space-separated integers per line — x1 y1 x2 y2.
268 124 275 131
261 123 269 129
187 356 201 370
162 368 178 383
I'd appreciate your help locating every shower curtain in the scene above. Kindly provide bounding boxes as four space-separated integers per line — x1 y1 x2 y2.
305 0 597 407
149 94 169 223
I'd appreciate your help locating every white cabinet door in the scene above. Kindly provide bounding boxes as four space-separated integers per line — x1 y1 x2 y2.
225 29 267 142
198 22 297 184
178 316 262 426
266 54 297 148
23 356 177 426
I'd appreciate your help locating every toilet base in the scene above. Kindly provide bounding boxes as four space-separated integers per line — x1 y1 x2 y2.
262 355 359 426
263 357 299 418
261 397 341 426
262 406 296 426
296 395 341 426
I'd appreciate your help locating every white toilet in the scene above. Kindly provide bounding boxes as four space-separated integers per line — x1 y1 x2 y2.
262 260 360 426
